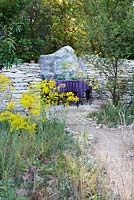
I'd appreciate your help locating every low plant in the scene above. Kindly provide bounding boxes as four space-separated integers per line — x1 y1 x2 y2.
88 101 134 128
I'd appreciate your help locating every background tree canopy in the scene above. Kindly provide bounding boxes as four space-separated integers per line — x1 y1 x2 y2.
84 0 134 59
0 0 134 66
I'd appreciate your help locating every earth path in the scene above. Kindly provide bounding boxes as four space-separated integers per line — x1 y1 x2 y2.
53 99 134 200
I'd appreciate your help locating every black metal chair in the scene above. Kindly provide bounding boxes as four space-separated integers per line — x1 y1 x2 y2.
85 86 93 104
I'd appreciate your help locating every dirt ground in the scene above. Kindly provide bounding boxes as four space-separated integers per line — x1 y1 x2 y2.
50 99 134 200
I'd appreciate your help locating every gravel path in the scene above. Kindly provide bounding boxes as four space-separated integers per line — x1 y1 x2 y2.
51 100 134 200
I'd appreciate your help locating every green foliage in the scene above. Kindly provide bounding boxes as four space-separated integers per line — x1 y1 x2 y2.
85 0 134 59
43 0 89 54
0 33 20 68
0 0 28 67
0 179 16 200
85 0 134 105
0 112 107 199
0 115 76 198
0 0 90 66
1 0 134 107
88 101 134 128
17 38 45 62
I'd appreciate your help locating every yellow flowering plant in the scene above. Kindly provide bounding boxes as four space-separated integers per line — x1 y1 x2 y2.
0 74 13 109
40 80 79 107
0 110 36 133
19 93 41 115
84 75 99 90
0 74 38 133
6 101 16 110
0 74 11 91
0 76 79 134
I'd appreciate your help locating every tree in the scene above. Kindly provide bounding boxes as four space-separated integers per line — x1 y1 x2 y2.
84 0 134 105
0 0 30 67
0 0 89 66
41 0 89 54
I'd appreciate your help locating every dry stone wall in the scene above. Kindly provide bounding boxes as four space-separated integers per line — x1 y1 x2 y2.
83 55 134 102
0 63 41 110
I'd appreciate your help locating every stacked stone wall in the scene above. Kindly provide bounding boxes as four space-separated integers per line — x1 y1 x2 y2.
0 63 41 110
83 55 134 102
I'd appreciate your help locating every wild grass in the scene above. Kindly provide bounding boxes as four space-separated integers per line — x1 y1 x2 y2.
0 109 113 200
88 101 134 128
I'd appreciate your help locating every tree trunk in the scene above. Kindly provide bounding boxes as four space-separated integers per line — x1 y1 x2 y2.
112 59 119 106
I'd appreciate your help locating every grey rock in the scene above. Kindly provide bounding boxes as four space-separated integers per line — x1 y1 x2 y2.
46 178 57 187
16 188 29 197
38 46 86 80
11 94 22 99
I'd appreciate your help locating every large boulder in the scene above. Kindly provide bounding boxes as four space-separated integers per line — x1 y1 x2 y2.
38 46 86 80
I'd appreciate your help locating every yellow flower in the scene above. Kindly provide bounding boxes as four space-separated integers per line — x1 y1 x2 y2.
19 92 41 116
0 110 37 133
30 104 41 115
0 111 11 121
19 93 35 108
25 122 37 133
0 74 11 91
57 84 66 91
48 80 56 89
6 102 16 110
10 113 26 131
41 83 50 94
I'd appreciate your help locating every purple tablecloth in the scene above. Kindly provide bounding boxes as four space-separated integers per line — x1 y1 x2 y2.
56 80 89 99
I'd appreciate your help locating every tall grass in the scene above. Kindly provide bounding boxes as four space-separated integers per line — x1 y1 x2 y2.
0 108 115 199
0 107 89 199
0 115 76 198
88 101 134 128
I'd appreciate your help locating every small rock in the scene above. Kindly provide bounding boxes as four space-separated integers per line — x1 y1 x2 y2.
34 174 43 182
125 150 134 159
87 117 93 121
46 186 54 195
68 196 77 200
16 188 28 197
46 178 57 187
